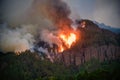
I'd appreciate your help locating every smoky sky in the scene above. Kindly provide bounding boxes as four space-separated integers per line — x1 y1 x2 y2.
0 0 33 25
64 0 120 28
0 0 120 28
94 0 120 28
0 0 71 53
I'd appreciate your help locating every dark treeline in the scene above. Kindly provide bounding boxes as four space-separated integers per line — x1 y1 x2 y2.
0 51 120 80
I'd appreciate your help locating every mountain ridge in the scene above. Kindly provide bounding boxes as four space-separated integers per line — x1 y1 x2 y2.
94 21 120 34
56 19 120 66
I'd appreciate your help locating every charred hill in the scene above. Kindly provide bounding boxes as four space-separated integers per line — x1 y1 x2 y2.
56 19 120 66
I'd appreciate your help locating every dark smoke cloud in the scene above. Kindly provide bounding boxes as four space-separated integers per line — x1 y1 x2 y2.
0 0 72 28
30 0 72 29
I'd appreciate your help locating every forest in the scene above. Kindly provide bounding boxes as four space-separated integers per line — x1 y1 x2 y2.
0 51 120 80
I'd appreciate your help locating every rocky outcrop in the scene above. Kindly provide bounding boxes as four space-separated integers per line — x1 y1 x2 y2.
56 45 120 66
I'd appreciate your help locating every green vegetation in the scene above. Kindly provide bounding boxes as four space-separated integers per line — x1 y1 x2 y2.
0 52 120 80
76 59 120 80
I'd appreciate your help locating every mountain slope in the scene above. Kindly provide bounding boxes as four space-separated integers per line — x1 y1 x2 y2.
0 19 120 80
56 19 120 66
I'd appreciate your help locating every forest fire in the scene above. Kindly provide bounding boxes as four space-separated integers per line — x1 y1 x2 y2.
58 31 77 52
0 0 81 57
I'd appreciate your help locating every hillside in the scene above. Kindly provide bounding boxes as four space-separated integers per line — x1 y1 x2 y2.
56 19 120 66
0 19 120 80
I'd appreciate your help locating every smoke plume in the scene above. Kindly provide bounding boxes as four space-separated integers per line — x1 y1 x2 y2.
0 0 72 53
29 0 72 29
0 23 34 53
40 29 62 47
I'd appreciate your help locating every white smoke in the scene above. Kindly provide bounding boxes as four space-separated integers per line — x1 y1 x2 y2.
0 23 35 53
40 29 62 47
37 47 54 62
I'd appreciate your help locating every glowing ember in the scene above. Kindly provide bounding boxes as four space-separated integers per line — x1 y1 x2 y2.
59 32 77 52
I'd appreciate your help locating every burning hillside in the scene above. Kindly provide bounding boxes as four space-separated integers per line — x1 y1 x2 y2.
0 0 120 63
0 0 72 53
32 25 81 62
0 0 120 80
0 0 82 56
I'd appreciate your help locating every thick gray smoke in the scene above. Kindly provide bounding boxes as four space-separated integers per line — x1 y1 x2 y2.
0 0 72 53
0 23 34 53
1 0 71 28
40 29 62 47
30 0 71 29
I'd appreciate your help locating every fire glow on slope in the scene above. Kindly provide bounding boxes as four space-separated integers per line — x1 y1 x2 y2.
59 32 77 52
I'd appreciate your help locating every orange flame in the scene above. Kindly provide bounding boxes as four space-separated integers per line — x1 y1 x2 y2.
59 45 64 52
59 32 77 52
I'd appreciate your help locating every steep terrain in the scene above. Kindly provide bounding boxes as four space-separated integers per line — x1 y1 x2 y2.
56 19 120 66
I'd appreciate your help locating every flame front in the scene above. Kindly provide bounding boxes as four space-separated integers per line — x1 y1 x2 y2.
59 32 77 52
